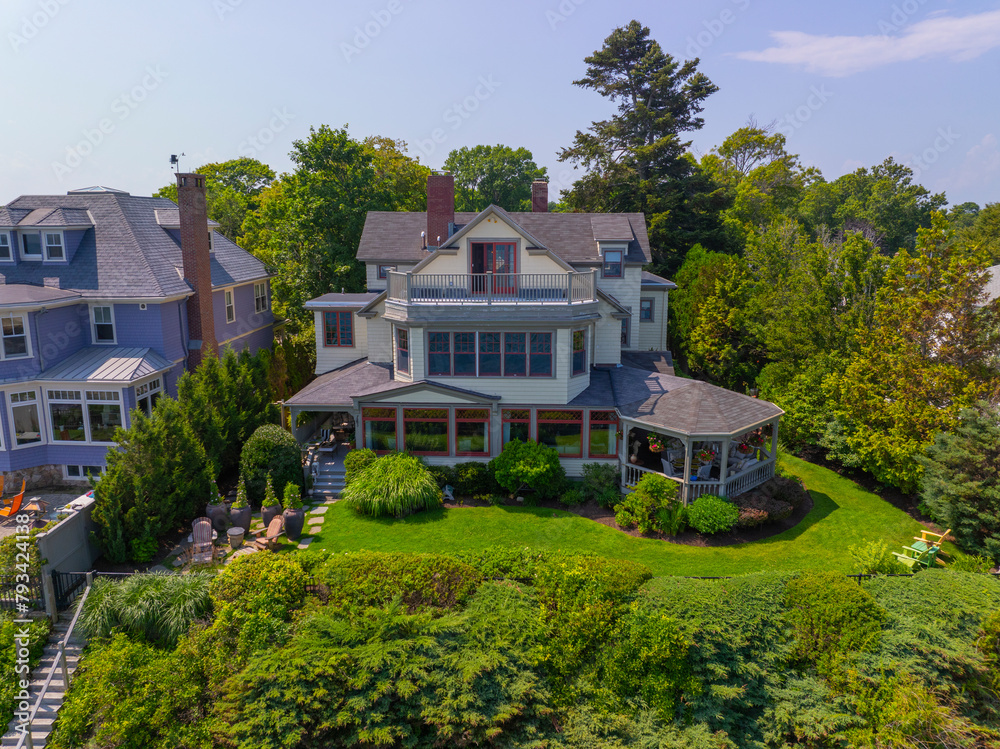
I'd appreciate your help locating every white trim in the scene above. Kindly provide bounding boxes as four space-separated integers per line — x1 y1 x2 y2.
254 281 269 314
18 230 43 261
0 311 32 361
43 230 66 262
6 387 45 449
0 232 11 262
90 304 117 345
225 288 235 323
42 387 125 445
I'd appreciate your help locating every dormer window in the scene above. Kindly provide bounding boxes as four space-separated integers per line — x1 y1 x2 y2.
602 249 623 278
21 231 42 260
0 233 10 261
45 232 64 260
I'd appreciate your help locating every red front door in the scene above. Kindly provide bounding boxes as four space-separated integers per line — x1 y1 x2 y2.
471 242 516 295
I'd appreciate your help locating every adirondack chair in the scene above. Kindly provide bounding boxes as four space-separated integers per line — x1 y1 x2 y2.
251 516 284 551
191 517 214 564
913 528 951 548
893 543 942 569
0 482 26 521
1 480 25 508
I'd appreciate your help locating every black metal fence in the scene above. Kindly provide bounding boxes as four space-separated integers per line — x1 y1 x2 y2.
0 573 44 612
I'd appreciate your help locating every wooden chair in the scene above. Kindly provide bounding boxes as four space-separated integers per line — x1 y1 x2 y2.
0 474 4 498
1 480 25 508
251 516 284 551
0 482 26 522
191 517 214 564
913 528 951 547
893 543 943 570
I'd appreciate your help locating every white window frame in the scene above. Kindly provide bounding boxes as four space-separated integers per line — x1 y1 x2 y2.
225 288 235 323
0 232 11 261
46 389 85 443
7 389 45 449
84 389 123 444
135 377 162 417
90 305 117 345
19 231 42 261
0 312 31 361
44 231 65 261
254 282 268 313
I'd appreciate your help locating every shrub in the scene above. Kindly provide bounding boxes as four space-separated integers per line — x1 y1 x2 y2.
1 530 42 576
559 486 587 506
316 551 482 611
952 554 995 573
596 487 622 508
343 448 376 486
615 473 682 535
282 482 302 510
342 452 441 518
735 506 768 528
848 539 908 575
427 464 457 489
210 551 307 620
239 424 301 507
231 478 248 509
489 439 565 499
687 495 739 535
453 461 498 495
581 462 619 502
80 572 213 647
1 614 49 729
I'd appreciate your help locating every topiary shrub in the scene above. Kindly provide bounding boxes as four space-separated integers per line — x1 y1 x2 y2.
342 452 442 518
454 461 498 496
282 482 302 510
615 473 682 535
344 448 376 487
239 424 301 507
489 439 565 499
687 495 739 535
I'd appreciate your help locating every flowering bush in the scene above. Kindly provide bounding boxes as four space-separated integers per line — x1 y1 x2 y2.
647 433 666 451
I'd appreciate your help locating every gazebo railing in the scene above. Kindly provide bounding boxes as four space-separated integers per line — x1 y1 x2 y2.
621 456 776 502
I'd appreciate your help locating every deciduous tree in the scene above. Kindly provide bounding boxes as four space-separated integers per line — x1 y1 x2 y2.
443 145 546 212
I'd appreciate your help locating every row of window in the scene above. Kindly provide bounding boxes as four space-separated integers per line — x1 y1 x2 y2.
0 379 161 450
397 330 588 378
0 231 65 263
0 307 115 361
361 406 618 459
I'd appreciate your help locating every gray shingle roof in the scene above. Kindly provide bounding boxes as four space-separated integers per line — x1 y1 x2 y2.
18 207 93 227
985 264 1000 304
0 284 81 308
284 360 394 407
41 346 172 382
0 193 267 299
357 210 650 266
641 270 677 289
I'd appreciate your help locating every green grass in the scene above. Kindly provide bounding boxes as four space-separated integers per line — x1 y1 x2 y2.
301 455 945 576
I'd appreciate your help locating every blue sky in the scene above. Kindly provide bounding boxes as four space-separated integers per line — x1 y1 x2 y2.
3 0 999 207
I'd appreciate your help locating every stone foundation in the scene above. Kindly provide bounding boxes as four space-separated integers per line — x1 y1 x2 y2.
5 464 73 491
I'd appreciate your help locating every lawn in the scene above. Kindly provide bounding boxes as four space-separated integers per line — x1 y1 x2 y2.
302 454 941 576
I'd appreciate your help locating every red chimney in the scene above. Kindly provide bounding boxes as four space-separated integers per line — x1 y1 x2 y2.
176 173 217 369
426 173 454 247
531 179 548 213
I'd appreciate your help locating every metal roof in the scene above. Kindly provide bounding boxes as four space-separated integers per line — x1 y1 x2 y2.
41 346 173 383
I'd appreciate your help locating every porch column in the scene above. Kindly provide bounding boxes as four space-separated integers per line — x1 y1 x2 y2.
718 437 730 497
770 417 780 461
681 435 693 505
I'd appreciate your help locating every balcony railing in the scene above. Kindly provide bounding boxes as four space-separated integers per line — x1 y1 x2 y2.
387 271 597 305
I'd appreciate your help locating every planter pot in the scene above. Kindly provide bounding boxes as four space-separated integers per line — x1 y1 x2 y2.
227 527 245 550
648 445 664 454
230 506 251 534
283 508 305 541
261 504 282 528
206 503 229 533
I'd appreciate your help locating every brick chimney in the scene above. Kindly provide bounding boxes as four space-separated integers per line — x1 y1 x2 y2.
176 173 217 369
426 173 454 247
531 179 548 213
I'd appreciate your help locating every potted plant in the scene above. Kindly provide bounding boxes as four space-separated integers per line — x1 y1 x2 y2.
206 480 229 533
735 440 754 459
229 478 251 534
695 447 716 465
282 483 305 541
647 433 666 453
260 474 283 528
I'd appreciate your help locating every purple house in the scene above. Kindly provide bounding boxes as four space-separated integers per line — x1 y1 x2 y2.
0 175 274 488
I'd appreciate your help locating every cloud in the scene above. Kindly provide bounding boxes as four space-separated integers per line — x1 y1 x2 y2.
737 10 1000 76
943 133 1000 194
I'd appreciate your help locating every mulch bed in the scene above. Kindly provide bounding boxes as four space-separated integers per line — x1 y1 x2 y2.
441 476 815 547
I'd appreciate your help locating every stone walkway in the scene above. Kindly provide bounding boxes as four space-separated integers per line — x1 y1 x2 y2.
0 490 82 540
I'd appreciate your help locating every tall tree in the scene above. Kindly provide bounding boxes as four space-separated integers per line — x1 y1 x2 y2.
154 157 276 241
443 145 546 212
960 201 1000 264
558 20 723 273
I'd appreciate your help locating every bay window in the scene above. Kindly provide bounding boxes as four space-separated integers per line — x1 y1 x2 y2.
48 390 85 442
455 408 489 455
136 378 161 417
588 410 618 458
537 410 583 457
572 329 586 375
502 409 530 444
404 408 449 455
362 407 397 452
87 391 122 442
396 329 409 375
10 391 42 445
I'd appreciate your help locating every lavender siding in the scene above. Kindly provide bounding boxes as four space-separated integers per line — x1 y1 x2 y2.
159 299 187 362
107 303 168 351
222 323 274 356
63 228 87 264
36 304 90 370
215 281 274 353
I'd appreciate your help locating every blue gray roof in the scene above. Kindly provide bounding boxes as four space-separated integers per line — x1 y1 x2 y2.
0 192 268 299
40 346 172 383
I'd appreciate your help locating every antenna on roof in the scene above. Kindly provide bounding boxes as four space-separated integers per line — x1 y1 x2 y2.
169 153 185 173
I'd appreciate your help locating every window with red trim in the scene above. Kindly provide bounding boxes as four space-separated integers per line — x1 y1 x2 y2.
454 333 476 376
378 264 396 279
396 329 409 375
537 410 583 457
362 407 397 453
504 333 526 377
479 332 501 376
455 408 489 455
324 312 353 347
588 410 618 458
572 330 586 375
404 408 449 454
529 333 552 377
428 332 451 375
502 408 530 445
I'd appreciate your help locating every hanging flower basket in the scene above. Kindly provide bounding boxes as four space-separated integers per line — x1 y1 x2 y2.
647 434 666 453
696 448 716 465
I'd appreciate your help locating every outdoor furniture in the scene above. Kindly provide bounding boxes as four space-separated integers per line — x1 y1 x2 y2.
252 516 285 551
660 458 677 478
1 480 25 508
0 482 26 522
913 528 951 547
191 517 214 564
696 463 713 480
893 544 941 569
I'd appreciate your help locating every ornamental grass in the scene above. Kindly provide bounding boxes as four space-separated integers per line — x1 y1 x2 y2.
342 452 442 519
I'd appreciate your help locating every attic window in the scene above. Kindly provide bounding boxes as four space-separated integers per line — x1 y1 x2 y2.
21 232 42 259
0 234 10 261
602 249 623 278
45 232 64 261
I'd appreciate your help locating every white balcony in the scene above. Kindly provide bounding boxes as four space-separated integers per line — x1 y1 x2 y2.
386 271 597 305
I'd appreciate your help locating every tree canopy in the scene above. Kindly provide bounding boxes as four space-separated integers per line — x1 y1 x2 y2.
443 145 546 212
